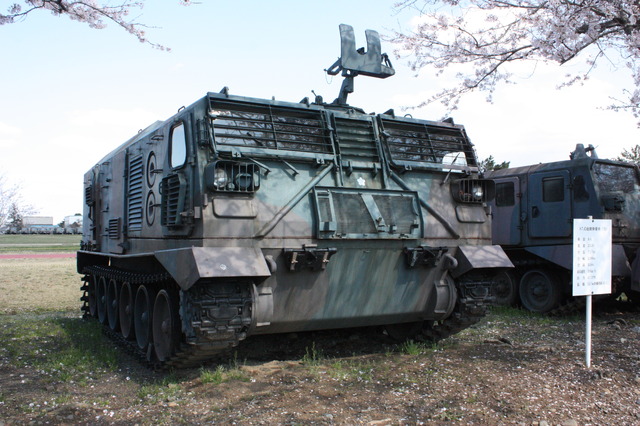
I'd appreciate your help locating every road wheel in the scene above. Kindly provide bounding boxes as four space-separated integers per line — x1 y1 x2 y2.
519 269 561 313
96 276 108 324
152 289 180 362
106 279 119 331
119 282 135 340
134 285 155 351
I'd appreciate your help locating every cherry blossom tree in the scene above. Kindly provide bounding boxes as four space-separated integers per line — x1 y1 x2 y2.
392 0 640 116
616 144 640 163
0 175 35 230
1 1 191 50
479 155 510 172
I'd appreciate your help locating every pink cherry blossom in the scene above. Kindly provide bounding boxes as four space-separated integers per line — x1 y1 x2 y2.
392 0 640 119
1 1 191 50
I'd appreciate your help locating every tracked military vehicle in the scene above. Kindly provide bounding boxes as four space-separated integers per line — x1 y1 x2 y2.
488 144 640 313
78 24 512 367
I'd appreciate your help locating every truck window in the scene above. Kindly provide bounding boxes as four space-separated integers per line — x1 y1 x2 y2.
170 122 186 169
495 182 515 206
542 177 564 202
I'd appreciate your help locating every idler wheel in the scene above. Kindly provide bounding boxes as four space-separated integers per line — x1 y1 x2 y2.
96 276 108 324
152 289 180 362
119 282 135 340
106 279 119 331
519 269 561 313
134 285 155 351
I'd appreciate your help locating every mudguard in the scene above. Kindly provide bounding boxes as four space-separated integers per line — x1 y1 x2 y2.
154 247 271 290
452 245 513 278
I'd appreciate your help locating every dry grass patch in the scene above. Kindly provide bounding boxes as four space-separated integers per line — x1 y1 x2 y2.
0 258 79 313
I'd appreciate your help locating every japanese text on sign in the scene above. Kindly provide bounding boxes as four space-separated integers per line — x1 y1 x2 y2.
572 219 611 296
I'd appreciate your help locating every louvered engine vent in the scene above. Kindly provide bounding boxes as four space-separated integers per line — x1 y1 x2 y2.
108 217 121 239
127 155 144 231
85 185 94 206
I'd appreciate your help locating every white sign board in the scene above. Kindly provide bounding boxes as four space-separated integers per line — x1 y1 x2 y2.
572 218 612 296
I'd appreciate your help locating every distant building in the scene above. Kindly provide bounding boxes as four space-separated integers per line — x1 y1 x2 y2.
23 216 54 226
64 214 82 229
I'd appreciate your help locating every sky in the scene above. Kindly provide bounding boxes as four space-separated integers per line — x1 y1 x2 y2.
1 1 639 222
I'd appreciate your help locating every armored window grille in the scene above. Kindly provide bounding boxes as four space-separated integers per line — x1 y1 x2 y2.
314 188 421 239
380 118 477 168
209 99 332 154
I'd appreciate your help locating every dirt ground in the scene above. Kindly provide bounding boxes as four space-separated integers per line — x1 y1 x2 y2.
1 303 640 425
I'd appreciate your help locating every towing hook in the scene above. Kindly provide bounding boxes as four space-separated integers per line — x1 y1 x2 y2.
443 253 458 270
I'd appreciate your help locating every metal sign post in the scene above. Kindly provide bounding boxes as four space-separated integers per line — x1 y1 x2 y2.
572 217 612 368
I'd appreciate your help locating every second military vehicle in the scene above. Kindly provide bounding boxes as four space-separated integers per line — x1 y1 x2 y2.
488 144 640 313
78 25 512 367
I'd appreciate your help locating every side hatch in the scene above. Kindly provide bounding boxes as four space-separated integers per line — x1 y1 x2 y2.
492 177 521 246
528 170 572 238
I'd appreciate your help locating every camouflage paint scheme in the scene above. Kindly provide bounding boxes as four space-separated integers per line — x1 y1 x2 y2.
77 25 512 366
488 144 640 312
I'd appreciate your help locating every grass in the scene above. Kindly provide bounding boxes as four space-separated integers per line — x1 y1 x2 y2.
327 359 375 382
0 313 118 383
398 339 437 355
137 374 185 403
199 363 249 385
301 342 324 366
0 235 81 313
0 257 80 313
0 234 81 253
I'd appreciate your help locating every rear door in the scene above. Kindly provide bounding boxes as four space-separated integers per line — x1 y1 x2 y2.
528 170 572 238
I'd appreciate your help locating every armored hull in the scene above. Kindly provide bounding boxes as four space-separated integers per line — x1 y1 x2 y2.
78 24 512 366
76 90 512 366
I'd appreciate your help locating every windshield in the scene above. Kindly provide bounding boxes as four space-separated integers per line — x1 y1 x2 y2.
593 162 639 193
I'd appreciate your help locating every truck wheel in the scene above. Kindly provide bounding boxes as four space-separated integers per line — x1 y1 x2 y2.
494 270 518 306
519 269 561 313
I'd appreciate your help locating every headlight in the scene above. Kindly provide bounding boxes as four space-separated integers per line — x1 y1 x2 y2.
235 173 253 190
472 186 483 200
450 179 495 204
204 161 260 193
214 168 229 189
